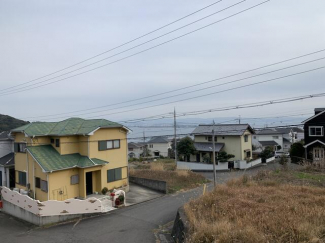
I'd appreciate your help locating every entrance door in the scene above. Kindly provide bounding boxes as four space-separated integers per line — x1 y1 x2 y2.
9 168 15 188
0 171 2 186
314 148 325 161
86 172 93 195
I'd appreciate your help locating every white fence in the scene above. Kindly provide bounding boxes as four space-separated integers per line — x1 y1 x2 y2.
0 186 120 216
234 156 275 170
177 161 229 171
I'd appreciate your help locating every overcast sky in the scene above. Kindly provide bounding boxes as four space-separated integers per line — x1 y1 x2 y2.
1 0 325 129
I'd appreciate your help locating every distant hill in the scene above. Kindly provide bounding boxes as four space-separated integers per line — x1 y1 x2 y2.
0 114 29 132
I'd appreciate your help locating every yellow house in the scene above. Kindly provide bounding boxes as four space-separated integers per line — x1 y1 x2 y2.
190 124 254 162
11 118 130 202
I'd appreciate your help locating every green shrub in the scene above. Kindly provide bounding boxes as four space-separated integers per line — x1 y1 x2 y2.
101 187 109 195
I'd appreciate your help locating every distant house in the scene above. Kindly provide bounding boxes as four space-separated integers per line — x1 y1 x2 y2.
191 124 254 162
253 127 304 152
128 142 146 159
11 118 130 201
147 136 171 158
0 131 15 188
303 108 325 161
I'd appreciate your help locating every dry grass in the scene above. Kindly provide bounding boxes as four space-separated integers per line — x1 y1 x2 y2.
184 171 325 243
129 169 208 193
131 159 177 171
150 162 165 171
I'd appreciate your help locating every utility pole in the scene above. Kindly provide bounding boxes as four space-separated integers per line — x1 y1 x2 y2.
212 120 216 187
238 115 241 124
174 107 177 165
143 131 146 157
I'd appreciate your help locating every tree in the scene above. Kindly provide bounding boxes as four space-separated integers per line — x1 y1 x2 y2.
290 142 305 164
260 146 273 160
176 136 196 162
217 151 235 162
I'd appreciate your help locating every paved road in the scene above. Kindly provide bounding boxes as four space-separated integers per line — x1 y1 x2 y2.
0 162 294 243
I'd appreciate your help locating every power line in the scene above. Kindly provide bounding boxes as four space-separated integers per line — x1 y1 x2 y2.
39 57 325 120
2 0 271 97
0 0 223 93
20 47 325 120
119 92 324 123
81 65 325 119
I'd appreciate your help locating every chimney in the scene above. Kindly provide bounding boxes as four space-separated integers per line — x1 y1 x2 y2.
315 108 325 115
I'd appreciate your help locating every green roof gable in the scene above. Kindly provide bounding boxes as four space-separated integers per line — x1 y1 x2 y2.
27 145 108 172
11 118 127 137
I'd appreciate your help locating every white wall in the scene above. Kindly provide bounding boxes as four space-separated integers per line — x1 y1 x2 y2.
177 161 229 171
128 147 143 158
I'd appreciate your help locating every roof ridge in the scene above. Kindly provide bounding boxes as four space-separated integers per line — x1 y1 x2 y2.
75 118 87 135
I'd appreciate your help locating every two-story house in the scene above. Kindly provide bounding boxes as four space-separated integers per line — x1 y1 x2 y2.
191 124 254 162
147 136 171 157
303 108 325 161
11 118 130 201
0 131 15 188
128 142 146 159
253 127 304 153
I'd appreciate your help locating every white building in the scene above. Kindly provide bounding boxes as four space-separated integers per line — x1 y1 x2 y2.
128 142 146 159
253 127 304 152
147 136 171 158
0 131 15 188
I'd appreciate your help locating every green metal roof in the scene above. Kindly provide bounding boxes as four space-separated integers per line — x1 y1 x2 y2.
27 145 108 172
11 118 127 137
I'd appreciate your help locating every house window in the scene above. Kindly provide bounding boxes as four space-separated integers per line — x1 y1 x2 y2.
294 134 298 139
244 135 248 142
208 136 212 142
246 151 251 158
17 171 27 186
71 175 79 185
149 144 153 148
272 136 279 139
35 177 41 188
98 139 121 151
55 139 60 147
309 126 323 136
50 138 54 144
107 168 122 182
14 143 27 153
129 148 133 151
222 136 225 139
41 180 48 192
253 136 257 139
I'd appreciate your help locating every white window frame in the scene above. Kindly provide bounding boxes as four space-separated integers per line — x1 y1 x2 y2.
309 126 324 137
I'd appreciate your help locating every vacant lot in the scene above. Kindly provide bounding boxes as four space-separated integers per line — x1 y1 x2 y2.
184 168 325 243
130 161 208 193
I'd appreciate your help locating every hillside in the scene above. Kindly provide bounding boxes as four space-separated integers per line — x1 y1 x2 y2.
0 114 29 132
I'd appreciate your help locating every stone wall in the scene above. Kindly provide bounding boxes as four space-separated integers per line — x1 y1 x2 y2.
171 206 189 243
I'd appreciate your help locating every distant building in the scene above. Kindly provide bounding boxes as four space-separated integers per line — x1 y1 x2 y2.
147 136 171 158
128 142 146 159
191 124 254 162
303 108 325 161
253 127 304 152
0 131 15 188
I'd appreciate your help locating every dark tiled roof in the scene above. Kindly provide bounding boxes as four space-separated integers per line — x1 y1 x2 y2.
194 142 224 152
283 138 291 143
27 145 108 172
258 141 279 146
147 136 170 144
0 131 13 141
0 153 14 166
192 124 254 136
128 142 145 148
11 118 128 137
255 129 282 135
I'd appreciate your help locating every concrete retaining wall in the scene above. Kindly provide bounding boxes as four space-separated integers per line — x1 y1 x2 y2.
235 156 275 170
2 200 94 226
177 161 229 172
129 176 167 194
171 206 189 243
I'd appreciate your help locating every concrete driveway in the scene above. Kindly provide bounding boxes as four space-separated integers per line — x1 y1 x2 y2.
126 183 164 206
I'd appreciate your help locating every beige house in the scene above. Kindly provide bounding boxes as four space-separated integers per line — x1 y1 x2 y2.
11 118 130 202
190 124 254 162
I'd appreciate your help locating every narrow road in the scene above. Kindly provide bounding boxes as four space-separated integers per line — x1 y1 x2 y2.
0 162 289 243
